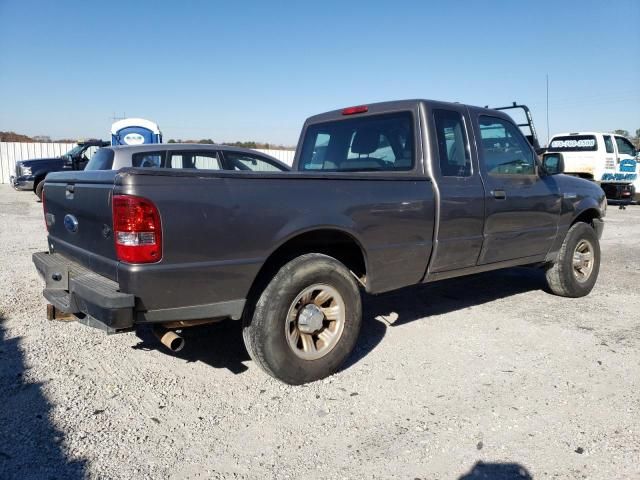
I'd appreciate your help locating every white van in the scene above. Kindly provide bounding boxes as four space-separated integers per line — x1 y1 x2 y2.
547 132 639 201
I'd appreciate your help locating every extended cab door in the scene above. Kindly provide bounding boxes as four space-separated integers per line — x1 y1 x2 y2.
602 134 617 177
613 135 639 180
427 106 485 272
472 113 561 264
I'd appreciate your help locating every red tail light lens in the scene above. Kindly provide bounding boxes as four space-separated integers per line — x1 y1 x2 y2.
112 195 162 263
342 105 368 115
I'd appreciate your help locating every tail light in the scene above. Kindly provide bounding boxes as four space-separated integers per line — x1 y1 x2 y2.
342 105 368 115
112 195 162 263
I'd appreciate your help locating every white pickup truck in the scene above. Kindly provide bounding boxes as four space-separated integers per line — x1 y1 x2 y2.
547 132 639 201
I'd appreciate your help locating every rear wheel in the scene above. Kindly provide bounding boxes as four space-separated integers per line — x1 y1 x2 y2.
242 253 362 384
545 222 600 297
35 180 44 202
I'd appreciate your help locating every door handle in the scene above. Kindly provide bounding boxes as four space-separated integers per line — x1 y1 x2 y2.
491 189 506 200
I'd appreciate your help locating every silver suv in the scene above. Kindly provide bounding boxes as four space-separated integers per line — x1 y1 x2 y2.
85 144 290 172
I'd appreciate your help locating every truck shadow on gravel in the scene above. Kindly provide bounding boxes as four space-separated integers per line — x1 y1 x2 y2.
134 267 545 376
344 266 546 370
0 314 87 479
134 321 251 374
458 460 533 479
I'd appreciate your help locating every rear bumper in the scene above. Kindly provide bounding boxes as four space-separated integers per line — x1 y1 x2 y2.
32 251 246 333
33 252 135 333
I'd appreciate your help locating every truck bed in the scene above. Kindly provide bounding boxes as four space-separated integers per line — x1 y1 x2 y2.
43 168 436 321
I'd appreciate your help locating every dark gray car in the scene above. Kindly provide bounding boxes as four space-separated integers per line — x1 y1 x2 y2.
33 99 606 385
85 143 290 172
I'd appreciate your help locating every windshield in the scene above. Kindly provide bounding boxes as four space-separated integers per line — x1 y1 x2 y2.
548 135 598 152
62 145 85 158
85 148 114 170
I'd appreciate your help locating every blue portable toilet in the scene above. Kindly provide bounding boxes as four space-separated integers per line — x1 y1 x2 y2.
111 118 162 146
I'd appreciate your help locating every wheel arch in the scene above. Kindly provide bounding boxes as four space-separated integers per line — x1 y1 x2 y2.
571 206 601 228
243 228 368 318
32 173 46 192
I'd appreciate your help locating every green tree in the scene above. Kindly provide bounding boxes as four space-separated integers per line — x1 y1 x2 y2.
613 129 630 137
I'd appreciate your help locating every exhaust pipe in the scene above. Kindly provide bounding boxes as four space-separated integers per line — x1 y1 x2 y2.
152 326 185 352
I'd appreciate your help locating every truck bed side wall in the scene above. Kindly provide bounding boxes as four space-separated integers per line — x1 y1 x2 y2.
116 172 436 312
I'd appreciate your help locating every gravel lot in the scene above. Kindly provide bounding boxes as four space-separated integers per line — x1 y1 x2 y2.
1 184 639 480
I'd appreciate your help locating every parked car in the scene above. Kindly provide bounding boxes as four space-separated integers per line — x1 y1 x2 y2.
84 144 290 172
34 99 606 385
11 139 109 200
546 131 639 201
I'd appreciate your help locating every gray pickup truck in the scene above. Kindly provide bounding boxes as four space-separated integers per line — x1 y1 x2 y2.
34 99 606 384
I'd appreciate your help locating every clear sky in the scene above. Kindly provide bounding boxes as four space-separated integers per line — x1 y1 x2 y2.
1 0 638 146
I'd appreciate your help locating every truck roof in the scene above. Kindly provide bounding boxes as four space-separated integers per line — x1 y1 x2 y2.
107 143 277 155
105 143 285 164
304 99 511 125
551 132 628 138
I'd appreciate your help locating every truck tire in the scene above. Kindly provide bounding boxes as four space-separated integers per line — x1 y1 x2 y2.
545 222 600 297
35 180 44 202
242 253 362 385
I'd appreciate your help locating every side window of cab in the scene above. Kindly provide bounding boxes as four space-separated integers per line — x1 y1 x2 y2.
603 135 615 154
224 151 286 172
615 136 636 156
433 109 472 177
168 151 221 170
478 116 535 175
132 151 165 168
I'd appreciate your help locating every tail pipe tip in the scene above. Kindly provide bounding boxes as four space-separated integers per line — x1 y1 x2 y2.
153 327 185 352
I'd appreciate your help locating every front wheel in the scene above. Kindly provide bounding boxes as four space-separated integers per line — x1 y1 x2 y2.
35 180 44 202
242 253 362 385
545 222 600 297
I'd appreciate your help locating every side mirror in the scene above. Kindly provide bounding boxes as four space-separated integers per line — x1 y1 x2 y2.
542 152 564 175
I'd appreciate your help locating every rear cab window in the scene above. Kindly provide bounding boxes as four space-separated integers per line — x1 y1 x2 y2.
85 148 115 170
299 112 414 172
548 135 598 152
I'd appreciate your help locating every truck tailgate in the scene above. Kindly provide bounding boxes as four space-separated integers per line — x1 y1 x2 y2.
44 170 119 280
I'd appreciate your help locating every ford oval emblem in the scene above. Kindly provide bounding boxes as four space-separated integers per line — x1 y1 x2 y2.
63 214 79 233
123 133 145 145
620 159 637 173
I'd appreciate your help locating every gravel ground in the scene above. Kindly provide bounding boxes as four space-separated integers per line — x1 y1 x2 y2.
1 184 639 480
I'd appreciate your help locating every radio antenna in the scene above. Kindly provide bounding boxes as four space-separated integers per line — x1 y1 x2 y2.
546 74 550 145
